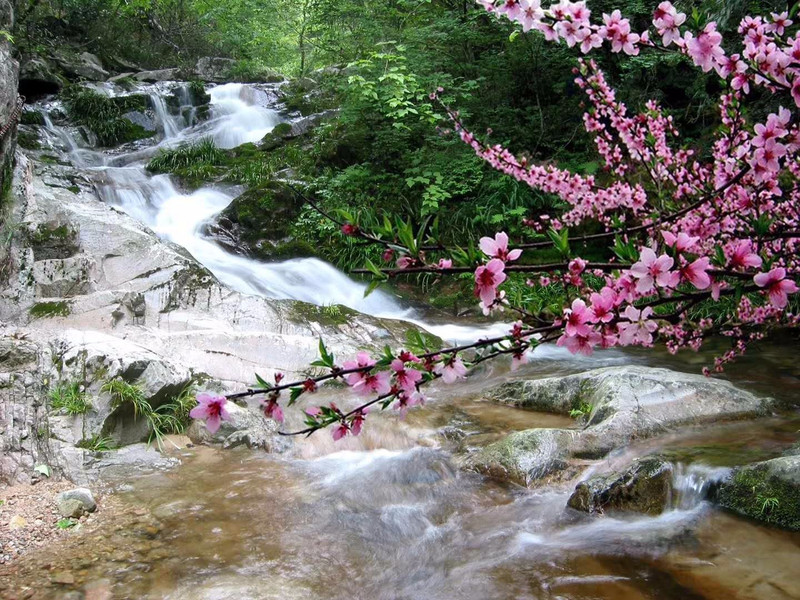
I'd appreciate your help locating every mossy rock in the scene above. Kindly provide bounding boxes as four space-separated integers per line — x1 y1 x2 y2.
253 239 317 261
221 182 301 241
715 456 800 531
466 428 573 486
20 110 45 126
62 87 155 147
26 223 79 260
286 301 358 328
17 131 41 150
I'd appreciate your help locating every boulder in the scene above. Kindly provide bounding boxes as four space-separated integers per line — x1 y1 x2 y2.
194 57 236 83
475 366 771 486
32 255 97 297
715 455 800 531
56 487 96 517
133 69 180 83
52 51 109 81
186 402 288 452
490 366 770 458
121 111 157 132
466 428 575 486
25 222 80 261
18 57 62 97
567 456 674 515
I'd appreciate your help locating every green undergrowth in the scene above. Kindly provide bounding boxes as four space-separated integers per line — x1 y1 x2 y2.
102 378 197 447
62 87 155 147
49 381 91 415
716 463 800 531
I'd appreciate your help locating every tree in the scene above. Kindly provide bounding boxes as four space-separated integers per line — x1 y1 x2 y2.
191 0 800 440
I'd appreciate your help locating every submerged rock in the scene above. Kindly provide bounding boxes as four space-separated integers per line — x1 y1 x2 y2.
715 455 800 531
567 457 674 515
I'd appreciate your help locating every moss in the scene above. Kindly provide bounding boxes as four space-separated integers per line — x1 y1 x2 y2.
67 185 80 195
17 131 41 150
29 301 71 318
254 238 317 261
28 223 75 244
20 111 45 126
287 301 357 327
716 461 800 530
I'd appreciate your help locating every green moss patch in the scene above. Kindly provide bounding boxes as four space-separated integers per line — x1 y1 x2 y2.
29 301 71 319
716 458 800 531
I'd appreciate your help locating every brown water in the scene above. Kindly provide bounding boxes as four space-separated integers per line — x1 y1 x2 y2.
3 341 800 600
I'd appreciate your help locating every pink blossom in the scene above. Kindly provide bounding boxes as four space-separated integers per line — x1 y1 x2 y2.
353 370 392 397
556 330 602 356
510 350 528 370
261 397 284 423
438 258 453 269
662 231 699 253
394 390 425 416
189 393 230 434
617 305 658 346
653 2 686 46
564 298 593 336
589 287 617 323
629 248 677 293
396 255 414 269
479 232 522 262
332 423 350 441
685 23 725 72
435 356 467 383
568 258 587 276
341 223 358 236
680 257 712 290
342 351 376 387
474 258 507 306
518 0 543 32
728 240 762 269
754 267 799 308
391 358 423 393
350 409 367 436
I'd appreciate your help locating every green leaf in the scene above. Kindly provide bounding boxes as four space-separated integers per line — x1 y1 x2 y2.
288 387 304 407
255 373 272 389
34 464 51 478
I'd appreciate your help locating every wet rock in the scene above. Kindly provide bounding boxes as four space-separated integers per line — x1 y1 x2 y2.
51 571 75 585
715 455 800 531
121 111 157 133
82 444 179 483
26 221 80 261
466 428 574 486
56 488 96 517
187 402 288 452
567 457 674 515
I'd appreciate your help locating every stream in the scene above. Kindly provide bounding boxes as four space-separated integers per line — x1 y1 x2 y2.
14 81 800 599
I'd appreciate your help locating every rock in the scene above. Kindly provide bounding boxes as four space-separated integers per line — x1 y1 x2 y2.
32 255 97 297
18 57 62 97
715 455 800 531
194 57 236 83
121 111 157 132
187 402 288 452
782 442 800 457
26 221 80 261
475 366 771 486
466 428 575 486
0 9 18 201
52 51 109 81
0 337 39 368
56 487 96 517
8 515 27 529
133 68 180 82
491 366 770 457
568 456 674 515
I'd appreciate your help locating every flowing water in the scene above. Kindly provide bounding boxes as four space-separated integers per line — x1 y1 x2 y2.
14 82 800 599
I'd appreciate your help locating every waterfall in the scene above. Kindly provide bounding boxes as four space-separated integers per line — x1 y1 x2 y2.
34 80 508 344
670 462 729 510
